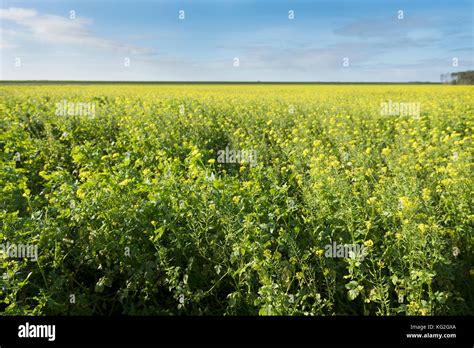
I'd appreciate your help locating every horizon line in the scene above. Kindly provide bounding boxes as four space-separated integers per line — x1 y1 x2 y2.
0 80 443 84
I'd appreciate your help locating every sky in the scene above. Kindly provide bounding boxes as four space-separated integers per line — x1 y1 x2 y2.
0 0 473 82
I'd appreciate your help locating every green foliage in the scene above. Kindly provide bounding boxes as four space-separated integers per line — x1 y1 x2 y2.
0 84 472 316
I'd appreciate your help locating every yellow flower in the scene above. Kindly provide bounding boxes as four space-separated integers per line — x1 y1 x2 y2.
232 195 241 204
364 239 374 248
77 188 86 199
314 249 324 257
422 188 431 201
417 224 428 234
119 178 133 187
441 178 451 186
263 249 272 259
399 196 416 210
367 197 377 205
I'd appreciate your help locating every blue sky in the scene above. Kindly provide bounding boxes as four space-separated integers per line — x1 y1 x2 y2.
1 0 472 81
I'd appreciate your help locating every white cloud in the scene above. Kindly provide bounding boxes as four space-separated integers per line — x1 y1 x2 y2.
0 7 151 54
0 28 20 49
0 7 37 21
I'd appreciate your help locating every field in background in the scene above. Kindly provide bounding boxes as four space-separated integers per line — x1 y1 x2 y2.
0 84 472 315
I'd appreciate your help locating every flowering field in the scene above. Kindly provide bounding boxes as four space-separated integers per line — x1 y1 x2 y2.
0 84 472 315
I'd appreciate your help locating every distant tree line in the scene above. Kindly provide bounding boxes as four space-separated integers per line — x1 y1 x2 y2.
441 71 474 84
